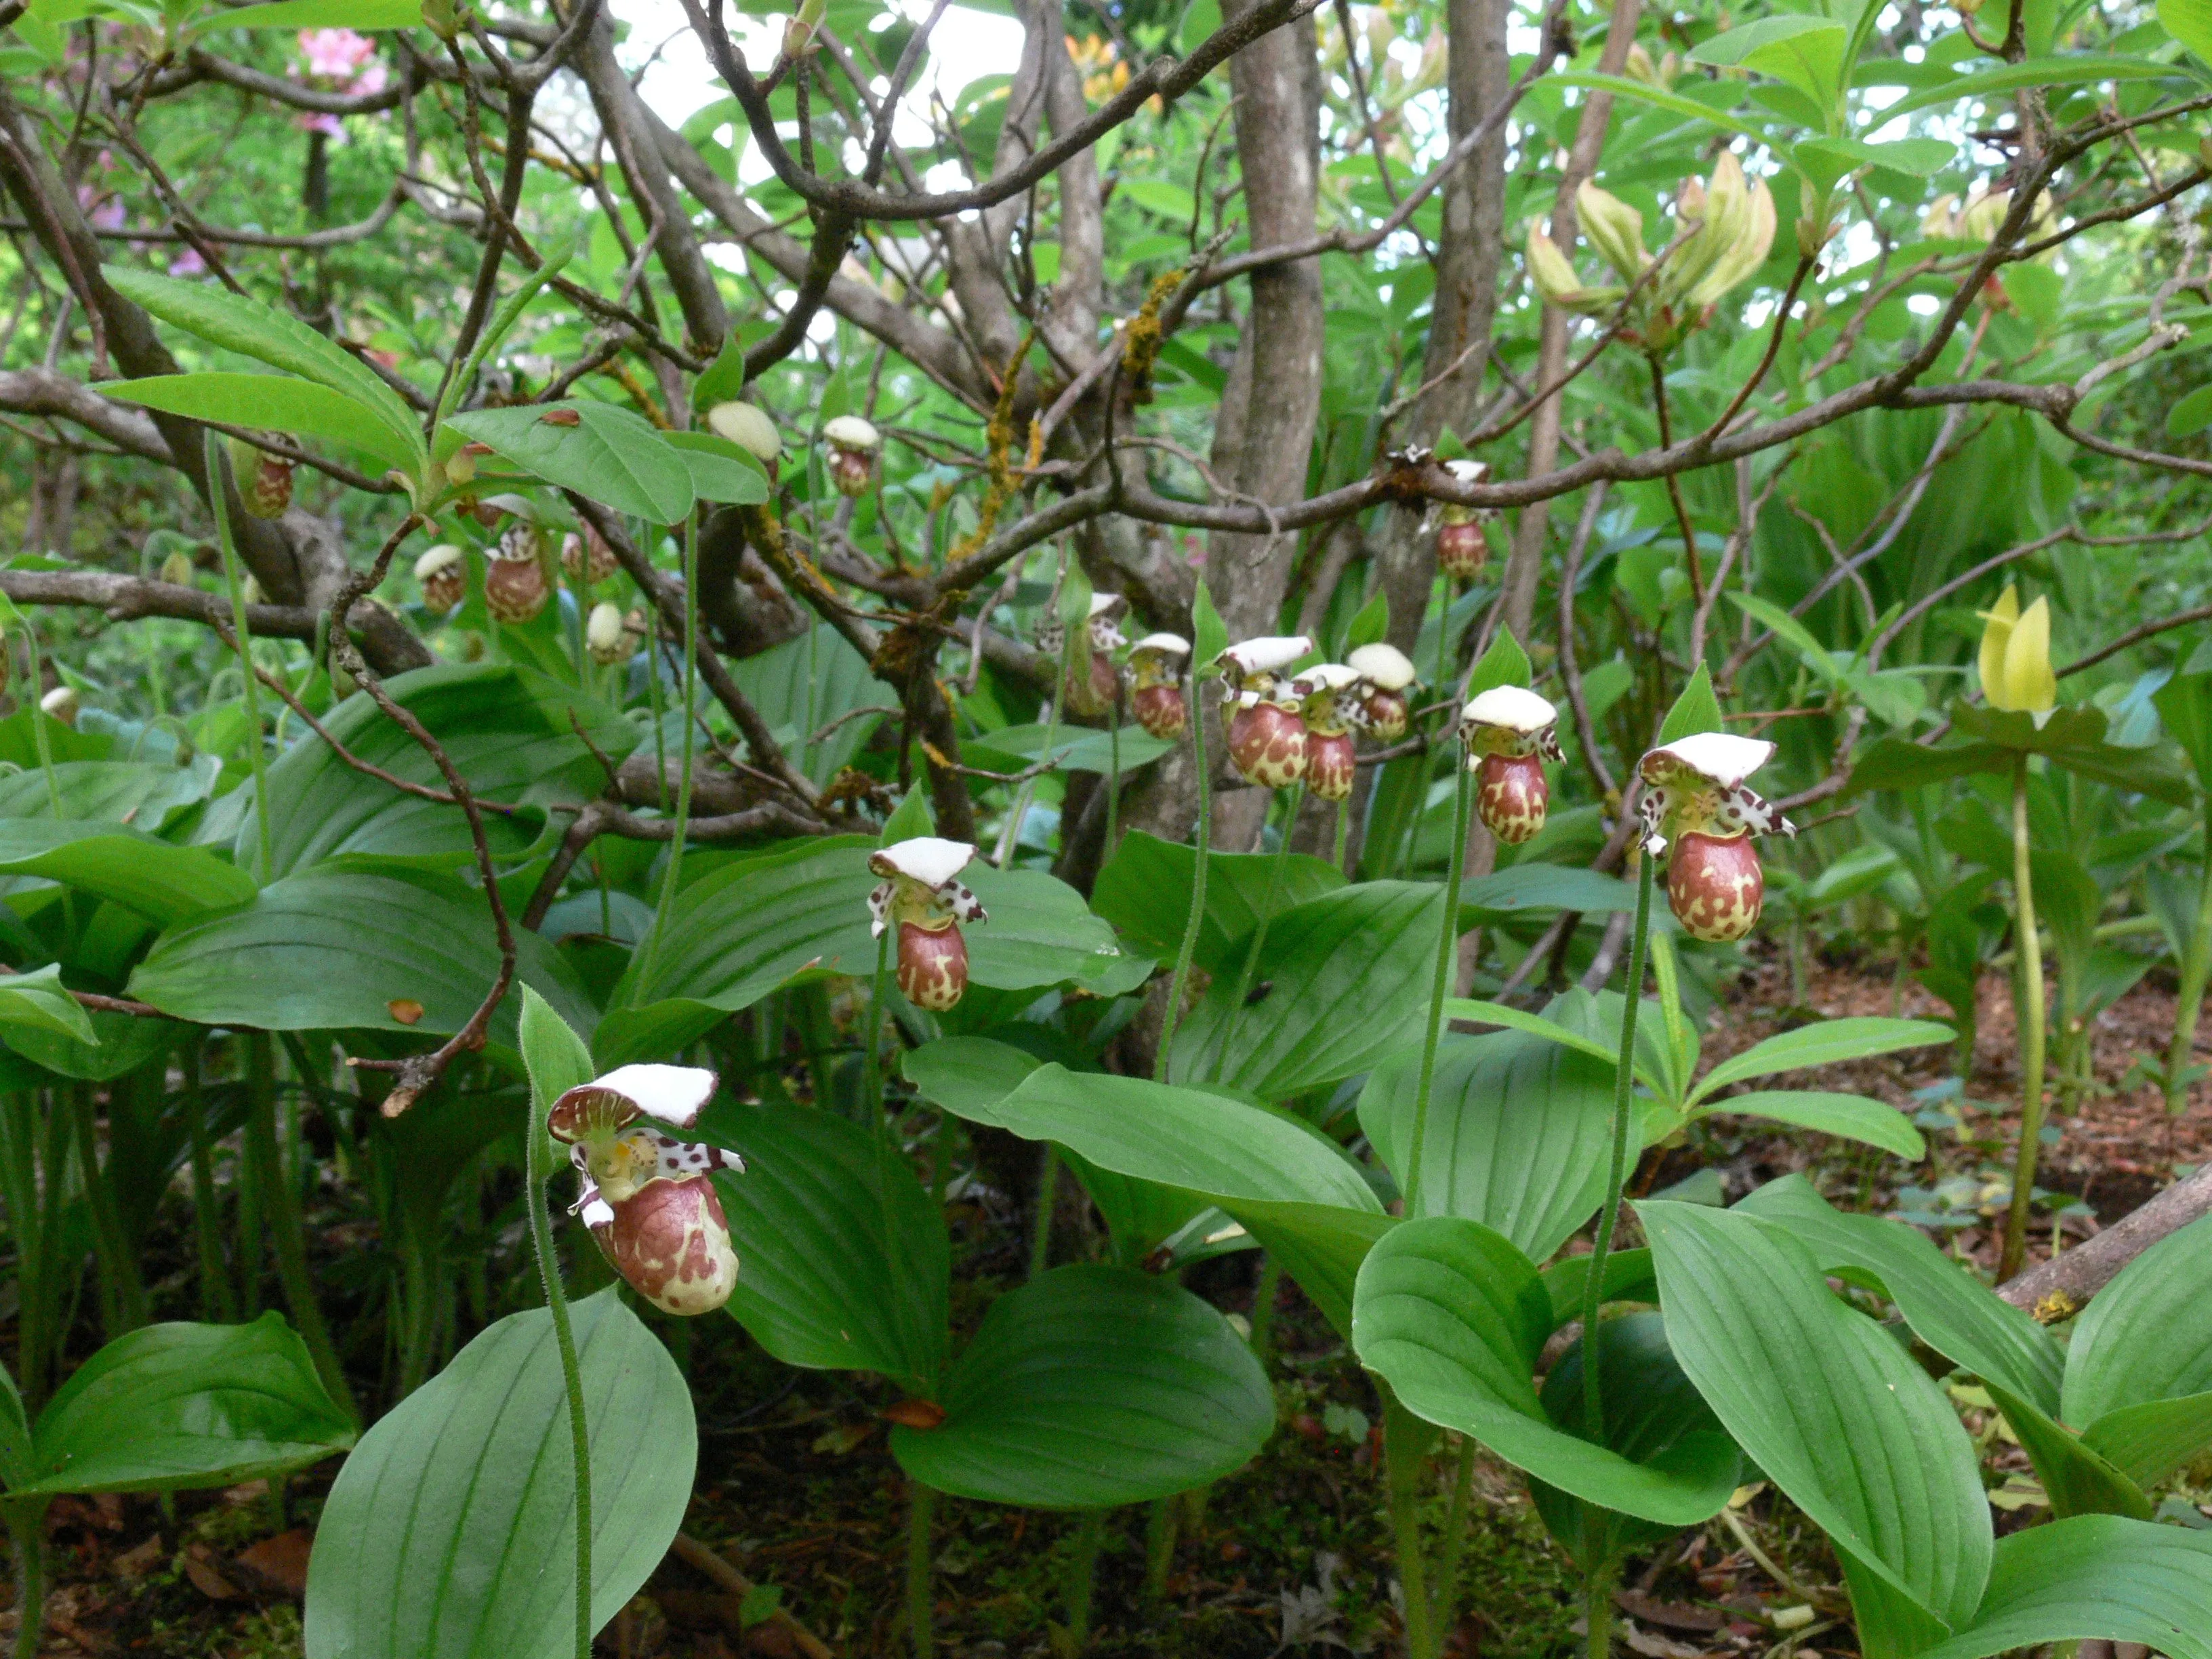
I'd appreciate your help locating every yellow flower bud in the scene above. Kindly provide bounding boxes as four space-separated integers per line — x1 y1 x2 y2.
1976 586 2056 715
1576 183 1649 285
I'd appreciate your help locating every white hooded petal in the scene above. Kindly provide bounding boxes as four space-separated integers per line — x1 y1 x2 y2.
1130 632 1191 659
822 414 880 451
1221 635 1313 676
870 836 977 888
591 1063 718 1128
1292 662 1363 697
1347 642 1416 690
1645 731 1774 789
1462 685 1558 734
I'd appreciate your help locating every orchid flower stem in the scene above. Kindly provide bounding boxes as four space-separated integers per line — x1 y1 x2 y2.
18 626 62 823
1210 782 1303 1082
1433 1435 1477 1638
1584 1556 1622 1659
1065 1509 1108 1645
905 1479 936 1659
1999 752 2048 1281
6 1498 49 1659
1142 1496 1179 1605
639 518 699 991
205 432 273 878
1106 693 1121 853
1246 1253 1284 1370
863 928 890 1135
2162 834 2212 1117
1334 800 1351 878
1383 1397 1438 1659
1028 1144 1059 1279
1403 754 1474 1212
182 1042 233 1324
523 1049 594 1659
1155 680 1214 1085
1581 855 1655 1444
246 1033 351 1416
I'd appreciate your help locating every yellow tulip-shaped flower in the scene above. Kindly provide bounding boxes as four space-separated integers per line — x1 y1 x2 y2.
1977 585 2057 715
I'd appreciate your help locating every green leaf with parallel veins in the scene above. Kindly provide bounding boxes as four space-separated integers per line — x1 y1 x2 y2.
245 663 634 880
103 373 420 472
207 0 422 28
2064 1211 2212 1488
100 265 424 470
445 401 695 523
1698 1089 1925 1158
663 432 770 504
0 963 95 1046
1464 630 1532 700
890 1265 1271 1508
1881 55 2179 123
20 1315 354 1496
0 822 256 924
1984 1379 2152 1521
1191 578 1228 674
3 1008 174 1083
1530 1311 1741 1574
1643 1201 1990 1633
1656 665 1726 747
127 867 598 1050
1912 1514 2212 1659
1092 829 1345 975
1170 880 1437 1099
0 758 217 828
1457 864 1639 921
1359 1031 1618 1260
705 1102 947 1395
1689 15 1847 110
1353 1217 1738 1526
304 1289 691 1659
1687 1017 1952 1104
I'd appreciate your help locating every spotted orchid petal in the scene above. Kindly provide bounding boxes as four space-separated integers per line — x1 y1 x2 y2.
1635 731 1795 856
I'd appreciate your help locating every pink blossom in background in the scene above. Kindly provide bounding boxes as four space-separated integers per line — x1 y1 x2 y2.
167 246 208 279
299 27 376 77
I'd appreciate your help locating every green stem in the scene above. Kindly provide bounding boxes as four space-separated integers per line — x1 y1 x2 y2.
69 1084 144 1338
18 626 62 822
1402 757 1475 1212
905 1478 935 1659
1142 1496 1179 1606
5 1498 49 1659
182 1042 234 1324
1246 1253 1284 1371
1432 1436 1476 1639
1584 1555 1620 1659
1210 782 1303 1082
524 1051 594 1659
1155 681 1214 1085
1028 1144 1059 1279
246 1034 353 1416
1582 856 1655 1440
2164 846 2212 1116
1334 799 1350 878
207 430 274 878
861 928 890 1131
1383 1399 1438 1659
1105 692 1121 854
1064 1509 1108 1648
396 1210 439 1399
1999 754 2048 1282
638 518 699 989
0 1097 44 1408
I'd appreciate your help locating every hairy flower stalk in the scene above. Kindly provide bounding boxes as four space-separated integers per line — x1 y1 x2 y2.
1978 586 2059 1279
1637 733 1797 943
1127 632 1192 739
548 1065 743 1315
1156 670 1219 1086
869 838 987 1012
1220 634 1313 790
1460 686 1563 845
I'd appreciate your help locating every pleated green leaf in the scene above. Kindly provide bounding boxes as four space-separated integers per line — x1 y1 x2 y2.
1914 1515 2212 1659
0 821 257 924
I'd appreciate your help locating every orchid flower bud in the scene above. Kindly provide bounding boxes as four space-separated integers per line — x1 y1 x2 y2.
821 415 882 497
1636 732 1797 943
445 441 492 489
230 435 293 519
1347 642 1417 742
1435 459 1493 579
1460 686 1562 844
415 544 466 615
1219 636 1313 790
586 600 631 665
485 520 550 623
868 838 987 1011
549 1064 742 1316
561 523 619 586
1976 584 2056 716
1291 662 1365 802
1127 632 1191 739
1576 183 1650 285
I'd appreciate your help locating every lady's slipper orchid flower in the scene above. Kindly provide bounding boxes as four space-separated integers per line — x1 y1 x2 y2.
229 435 294 519
1976 585 2057 718
415 544 466 615
1127 632 1191 739
821 415 882 496
1291 663 1365 802
1219 636 1313 790
1433 459 1493 579
485 518 550 623
561 523 619 586
1636 731 1796 943
1346 643 1417 741
869 838 987 1011
1460 686 1563 844
550 1064 742 1317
